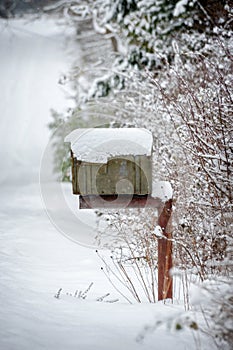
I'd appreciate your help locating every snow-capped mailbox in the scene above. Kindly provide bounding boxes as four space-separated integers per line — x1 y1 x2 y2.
65 128 153 206
65 128 173 301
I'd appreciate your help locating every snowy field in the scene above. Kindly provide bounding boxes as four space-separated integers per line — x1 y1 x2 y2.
0 17 214 350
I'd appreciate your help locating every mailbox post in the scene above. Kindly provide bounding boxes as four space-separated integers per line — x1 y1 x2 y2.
158 199 173 300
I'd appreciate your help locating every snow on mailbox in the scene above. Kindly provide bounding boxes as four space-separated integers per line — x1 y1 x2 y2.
65 128 153 208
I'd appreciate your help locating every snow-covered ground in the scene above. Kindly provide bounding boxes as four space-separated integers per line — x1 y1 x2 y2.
0 16 214 350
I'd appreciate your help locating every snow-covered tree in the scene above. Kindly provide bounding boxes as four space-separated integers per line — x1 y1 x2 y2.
67 0 233 97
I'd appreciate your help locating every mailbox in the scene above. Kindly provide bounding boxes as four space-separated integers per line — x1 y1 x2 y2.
65 128 173 301
65 128 153 198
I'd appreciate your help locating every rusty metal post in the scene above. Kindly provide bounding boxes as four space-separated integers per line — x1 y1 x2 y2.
157 199 173 301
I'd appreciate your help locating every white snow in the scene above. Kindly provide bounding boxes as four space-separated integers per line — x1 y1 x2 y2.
92 9 107 34
0 16 75 184
173 0 188 17
154 225 164 238
65 128 153 163
152 181 173 201
0 15 214 350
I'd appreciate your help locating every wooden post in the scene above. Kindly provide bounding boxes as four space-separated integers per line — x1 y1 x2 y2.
157 199 173 301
